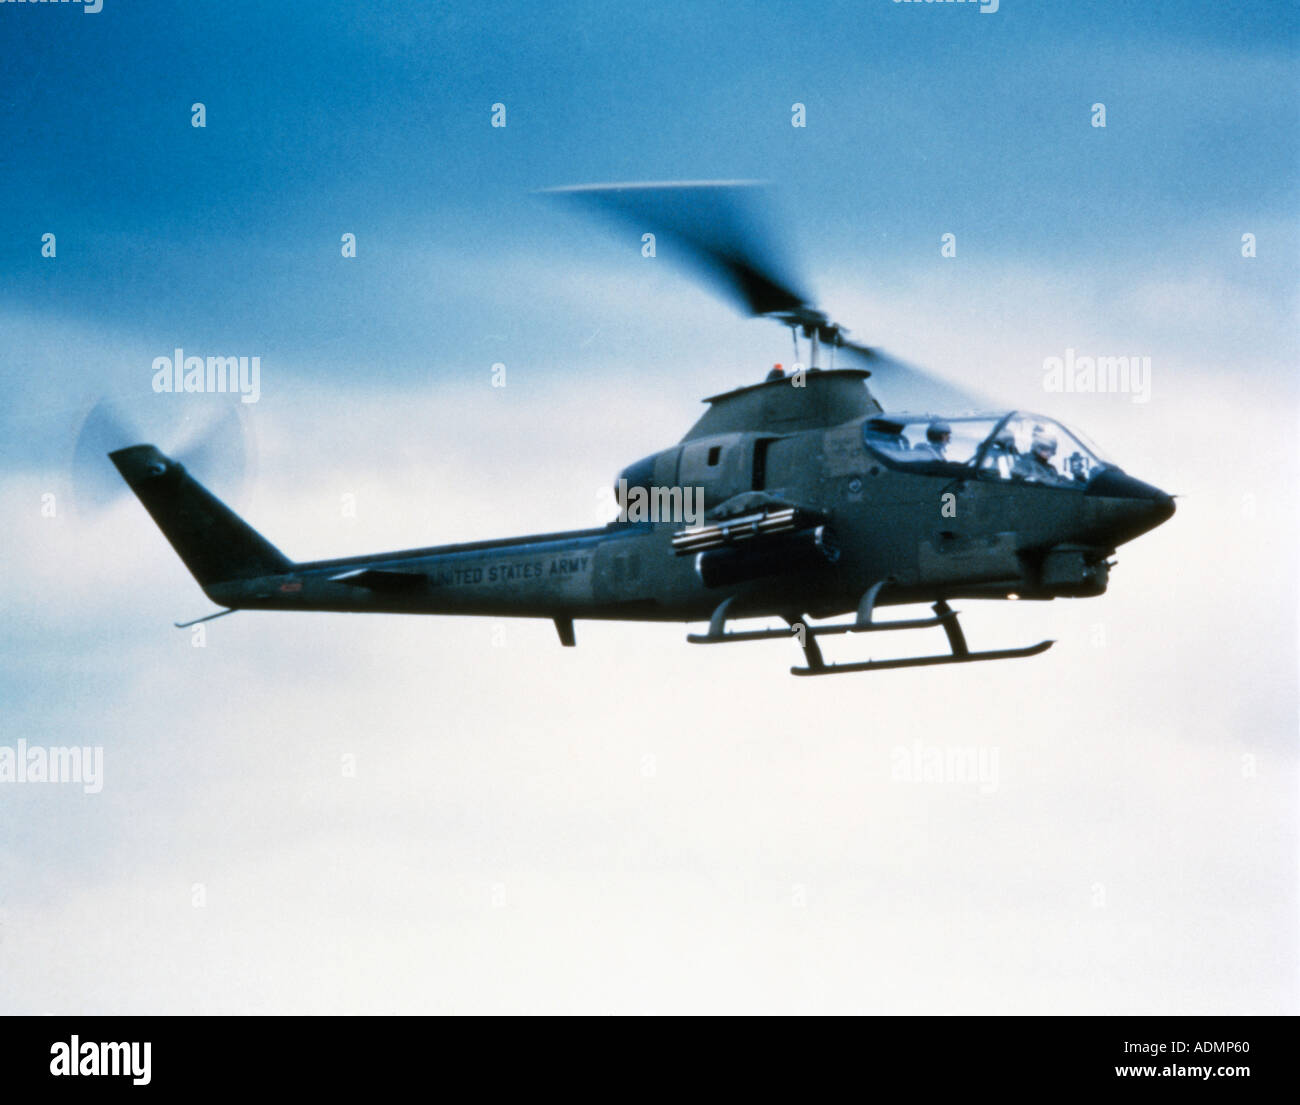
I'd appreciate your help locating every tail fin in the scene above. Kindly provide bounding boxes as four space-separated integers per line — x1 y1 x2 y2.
109 444 292 586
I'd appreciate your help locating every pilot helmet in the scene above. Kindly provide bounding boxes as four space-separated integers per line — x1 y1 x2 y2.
927 420 952 444
1031 428 1058 458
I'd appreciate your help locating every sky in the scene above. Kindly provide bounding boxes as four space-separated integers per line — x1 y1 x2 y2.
0 0 1297 1013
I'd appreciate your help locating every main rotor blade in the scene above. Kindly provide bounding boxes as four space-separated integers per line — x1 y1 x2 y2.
546 181 994 414
542 181 811 318
837 343 997 414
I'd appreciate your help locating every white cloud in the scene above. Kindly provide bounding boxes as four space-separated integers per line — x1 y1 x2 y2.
0 243 1295 1015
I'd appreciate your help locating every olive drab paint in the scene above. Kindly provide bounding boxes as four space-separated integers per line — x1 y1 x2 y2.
108 367 1174 674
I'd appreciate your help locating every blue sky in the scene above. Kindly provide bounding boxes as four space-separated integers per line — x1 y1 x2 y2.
3 0 1296 405
1 0 1296 1014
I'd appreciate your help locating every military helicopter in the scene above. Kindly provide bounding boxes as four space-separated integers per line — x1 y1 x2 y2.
103 182 1174 676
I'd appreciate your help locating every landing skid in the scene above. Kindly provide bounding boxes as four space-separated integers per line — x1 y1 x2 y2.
790 639 1053 677
687 584 1054 677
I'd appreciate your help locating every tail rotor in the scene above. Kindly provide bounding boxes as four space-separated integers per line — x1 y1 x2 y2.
70 397 256 519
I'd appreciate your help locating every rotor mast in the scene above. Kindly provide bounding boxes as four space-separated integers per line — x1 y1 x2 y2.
776 307 838 372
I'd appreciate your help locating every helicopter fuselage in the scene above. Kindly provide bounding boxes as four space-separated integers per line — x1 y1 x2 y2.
186 370 1173 632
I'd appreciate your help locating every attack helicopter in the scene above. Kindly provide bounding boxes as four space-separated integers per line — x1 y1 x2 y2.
104 182 1174 676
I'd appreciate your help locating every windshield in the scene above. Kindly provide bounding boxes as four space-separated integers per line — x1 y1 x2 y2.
981 413 1108 486
863 415 1006 467
864 412 1111 488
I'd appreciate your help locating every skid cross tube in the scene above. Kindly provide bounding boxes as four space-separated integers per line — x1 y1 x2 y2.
686 584 951 646
790 615 826 671
686 583 953 645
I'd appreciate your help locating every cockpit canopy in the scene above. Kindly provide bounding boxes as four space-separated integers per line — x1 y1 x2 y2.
863 412 1112 487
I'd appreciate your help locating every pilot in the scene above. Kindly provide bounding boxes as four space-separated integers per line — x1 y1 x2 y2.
1012 428 1062 483
983 428 1017 479
1067 451 1089 483
914 420 952 461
